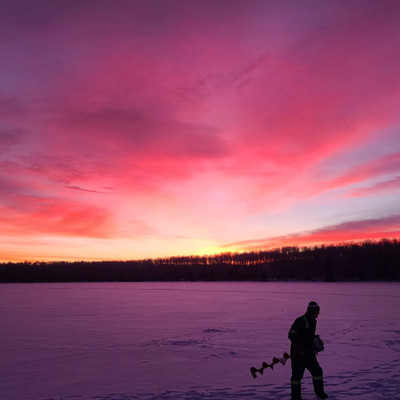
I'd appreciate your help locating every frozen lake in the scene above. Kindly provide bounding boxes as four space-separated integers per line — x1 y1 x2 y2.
1 282 400 400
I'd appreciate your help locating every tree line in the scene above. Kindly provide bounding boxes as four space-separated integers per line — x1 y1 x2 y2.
1 238 399 282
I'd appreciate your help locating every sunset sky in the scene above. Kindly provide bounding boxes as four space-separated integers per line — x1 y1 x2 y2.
1 0 400 262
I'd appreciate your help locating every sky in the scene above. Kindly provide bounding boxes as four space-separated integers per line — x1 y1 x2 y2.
1 0 400 262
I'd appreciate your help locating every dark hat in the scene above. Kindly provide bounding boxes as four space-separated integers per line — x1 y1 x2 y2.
307 301 320 312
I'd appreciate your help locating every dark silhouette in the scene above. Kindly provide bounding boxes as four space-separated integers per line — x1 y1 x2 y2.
0 238 399 282
250 351 290 379
288 301 328 400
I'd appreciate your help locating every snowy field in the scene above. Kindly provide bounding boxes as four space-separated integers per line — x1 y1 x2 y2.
1 282 400 400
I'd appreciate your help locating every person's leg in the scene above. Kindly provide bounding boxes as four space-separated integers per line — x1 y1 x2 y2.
291 357 306 400
307 354 328 398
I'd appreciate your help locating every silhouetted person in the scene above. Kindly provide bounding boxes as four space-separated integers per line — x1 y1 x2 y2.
288 301 328 400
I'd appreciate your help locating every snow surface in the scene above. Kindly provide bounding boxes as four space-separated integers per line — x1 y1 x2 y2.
1 282 400 400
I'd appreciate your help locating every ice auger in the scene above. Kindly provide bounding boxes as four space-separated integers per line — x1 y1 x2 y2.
250 352 290 379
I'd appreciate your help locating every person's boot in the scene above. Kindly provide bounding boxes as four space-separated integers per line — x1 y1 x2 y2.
313 376 328 399
291 381 302 400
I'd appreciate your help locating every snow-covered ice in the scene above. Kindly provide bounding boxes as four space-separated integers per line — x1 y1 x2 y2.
1 282 400 400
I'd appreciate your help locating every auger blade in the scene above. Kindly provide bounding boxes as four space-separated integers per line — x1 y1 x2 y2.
250 367 258 379
278 356 288 366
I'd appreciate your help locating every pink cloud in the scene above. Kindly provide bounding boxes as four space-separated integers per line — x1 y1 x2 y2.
322 151 400 195
0 197 115 238
224 214 400 251
348 176 400 197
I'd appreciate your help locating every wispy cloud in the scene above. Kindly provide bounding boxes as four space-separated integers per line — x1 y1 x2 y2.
65 185 116 195
1 200 114 238
224 214 400 251
321 151 400 195
348 176 400 197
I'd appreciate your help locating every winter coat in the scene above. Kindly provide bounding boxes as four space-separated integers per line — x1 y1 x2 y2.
288 313 317 358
